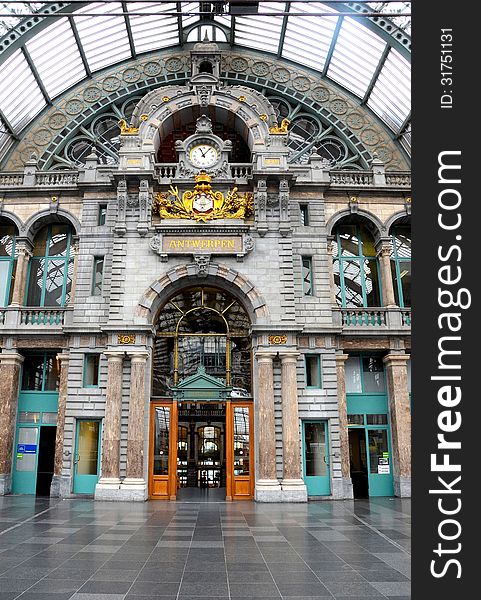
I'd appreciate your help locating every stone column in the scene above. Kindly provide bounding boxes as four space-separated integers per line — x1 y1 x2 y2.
254 351 281 502
280 352 307 501
10 242 32 307
95 351 124 499
377 241 397 308
0 352 24 495
335 352 353 498
50 353 70 498
123 352 149 501
383 353 411 497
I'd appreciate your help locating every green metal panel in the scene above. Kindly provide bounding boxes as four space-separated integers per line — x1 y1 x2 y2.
347 394 388 414
302 421 331 496
12 425 40 494
73 420 101 494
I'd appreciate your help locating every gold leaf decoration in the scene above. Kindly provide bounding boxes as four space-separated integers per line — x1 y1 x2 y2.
152 172 254 222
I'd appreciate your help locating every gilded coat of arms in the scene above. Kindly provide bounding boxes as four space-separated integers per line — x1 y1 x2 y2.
152 171 254 222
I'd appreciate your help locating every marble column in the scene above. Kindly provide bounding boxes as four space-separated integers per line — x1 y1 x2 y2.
280 352 307 501
335 352 354 498
123 352 149 501
383 353 411 497
377 241 397 308
10 242 32 307
0 352 24 495
50 352 70 497
254 351 281 502
95 351 124 500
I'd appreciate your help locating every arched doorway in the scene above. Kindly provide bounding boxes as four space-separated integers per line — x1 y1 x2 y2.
148 286 254 501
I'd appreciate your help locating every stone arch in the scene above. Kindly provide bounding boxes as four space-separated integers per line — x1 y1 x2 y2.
22 208 82 240
132 85 276 156
326 208 385 239
0 210 23 233
135 262 269 326
385 210 411 233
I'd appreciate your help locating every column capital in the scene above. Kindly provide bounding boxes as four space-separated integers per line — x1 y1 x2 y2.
129 351 149 363
335 352 350 365
103 350 125 362
56 352 70 363
375 237 393 254
383 352 410 367
0 352 24 366
255 350 276 362
279 351 300 363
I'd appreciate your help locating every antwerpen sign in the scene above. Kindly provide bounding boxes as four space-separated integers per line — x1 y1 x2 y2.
150 232 254 261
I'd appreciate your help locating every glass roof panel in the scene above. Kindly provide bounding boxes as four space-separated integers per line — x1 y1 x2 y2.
25 18 86 98
74 2 131 71
368 48 410 130
328 17 386 98
127 2 179 53
0 49 46 130
282 3 338 71
234 2 285 54
182 2 201 30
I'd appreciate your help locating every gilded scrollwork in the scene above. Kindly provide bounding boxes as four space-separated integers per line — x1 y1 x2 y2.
152 172 254 222
269 118 290 135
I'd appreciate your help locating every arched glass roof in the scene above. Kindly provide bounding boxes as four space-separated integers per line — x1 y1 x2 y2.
0 1 411 165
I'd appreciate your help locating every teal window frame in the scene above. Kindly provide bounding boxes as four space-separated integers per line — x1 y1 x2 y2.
91 257 104 296
0 225 16 308
83 354 100 388
24 224 73 307
332 225 382 308
98 204 107 226
390 225 411 308
21 351 60 392
345 353 386 395
305 354 322 388
302 256 313 296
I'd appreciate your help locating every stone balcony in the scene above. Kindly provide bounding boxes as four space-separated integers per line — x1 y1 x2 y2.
333 307 411 333
0 163 410 192
0 307 72 330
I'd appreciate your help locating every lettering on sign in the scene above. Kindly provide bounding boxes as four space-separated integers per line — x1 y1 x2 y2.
264 158 281 166
268 334 288 345
118 334 136 345
162 236 242 254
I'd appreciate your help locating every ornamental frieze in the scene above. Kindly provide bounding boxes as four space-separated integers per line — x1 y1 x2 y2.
3 49 408 171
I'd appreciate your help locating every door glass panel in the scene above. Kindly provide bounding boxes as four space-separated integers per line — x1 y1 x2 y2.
77 421 99 475
362 356 385 392
345 357 362 393
366 414 388 425
348 414 364 425
234 406 250 475
154 406 170 475
368 429 389 474
304 422 327 476
16 427 38 471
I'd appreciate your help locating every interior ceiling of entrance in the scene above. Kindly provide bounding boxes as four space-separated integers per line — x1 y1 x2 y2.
0 2 411 164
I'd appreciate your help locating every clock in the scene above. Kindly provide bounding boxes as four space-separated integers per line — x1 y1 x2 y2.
189 144 219 168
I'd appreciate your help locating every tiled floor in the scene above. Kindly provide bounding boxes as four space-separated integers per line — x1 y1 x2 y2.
0 495 411 600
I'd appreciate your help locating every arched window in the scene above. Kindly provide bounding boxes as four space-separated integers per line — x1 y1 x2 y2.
25 224 74 307
153 287 252 396
332 224 381 307
390 225 411 307
0 221 17 307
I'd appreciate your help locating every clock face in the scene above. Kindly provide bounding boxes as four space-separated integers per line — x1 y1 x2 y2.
189 144 219 168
